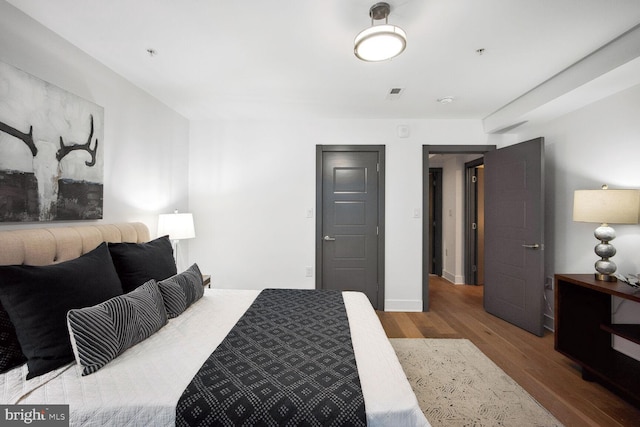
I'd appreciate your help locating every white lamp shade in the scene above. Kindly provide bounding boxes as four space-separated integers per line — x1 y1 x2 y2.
573 189 640 224
158 212 195 240
354 24 407 61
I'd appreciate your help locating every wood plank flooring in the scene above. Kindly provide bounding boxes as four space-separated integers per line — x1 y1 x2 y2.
377 276 640 427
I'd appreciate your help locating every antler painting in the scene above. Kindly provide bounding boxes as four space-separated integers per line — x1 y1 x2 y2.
0 61 104 222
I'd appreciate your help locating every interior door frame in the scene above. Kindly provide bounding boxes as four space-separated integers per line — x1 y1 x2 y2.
422 145 495 311
316 145 386 310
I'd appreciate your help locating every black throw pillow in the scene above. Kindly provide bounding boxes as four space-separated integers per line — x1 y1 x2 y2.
108 236 177 293
0 300 27 373
0 242 123 379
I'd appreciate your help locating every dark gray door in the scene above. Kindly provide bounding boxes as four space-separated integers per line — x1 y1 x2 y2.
484 138 545 336
316 147 383 309
429 168 443 276
465 159 485 286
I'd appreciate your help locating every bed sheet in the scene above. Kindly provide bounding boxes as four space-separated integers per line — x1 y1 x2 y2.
0 289 429 427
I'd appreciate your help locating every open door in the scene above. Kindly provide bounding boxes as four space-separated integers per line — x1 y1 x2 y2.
428 168 443 277
484 138 545 336
465 159 485 286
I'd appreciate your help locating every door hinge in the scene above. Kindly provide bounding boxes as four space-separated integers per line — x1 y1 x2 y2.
376 163 379 172
376 226 379 236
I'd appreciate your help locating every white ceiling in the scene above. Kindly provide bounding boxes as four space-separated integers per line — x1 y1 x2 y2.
7 0 640 122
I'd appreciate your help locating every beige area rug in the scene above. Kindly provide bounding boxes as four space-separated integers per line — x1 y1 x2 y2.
390 338 563 427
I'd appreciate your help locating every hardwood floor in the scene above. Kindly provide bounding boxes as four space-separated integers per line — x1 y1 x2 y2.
377 276 640 427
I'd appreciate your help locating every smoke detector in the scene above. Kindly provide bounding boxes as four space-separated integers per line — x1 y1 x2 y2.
437 96 454 104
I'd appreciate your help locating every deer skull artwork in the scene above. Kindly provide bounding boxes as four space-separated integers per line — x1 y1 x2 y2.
0 61 104 222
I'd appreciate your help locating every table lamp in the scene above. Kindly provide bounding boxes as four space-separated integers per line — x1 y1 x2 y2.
573 185 640 282
157 210 195 269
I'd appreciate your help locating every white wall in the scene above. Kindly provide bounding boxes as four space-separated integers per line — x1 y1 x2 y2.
188 119 495 310
516 82 640 359
0 1 190 233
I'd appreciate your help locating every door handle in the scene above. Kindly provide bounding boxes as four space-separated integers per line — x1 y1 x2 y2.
323 235 336 241
522 244 540 249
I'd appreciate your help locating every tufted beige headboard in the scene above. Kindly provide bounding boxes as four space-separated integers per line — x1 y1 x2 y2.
0 222 150 266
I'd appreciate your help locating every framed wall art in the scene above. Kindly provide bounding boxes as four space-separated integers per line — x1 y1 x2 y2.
0 61 104 222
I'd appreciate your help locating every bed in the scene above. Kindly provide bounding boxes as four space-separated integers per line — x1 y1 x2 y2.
0 222 429 426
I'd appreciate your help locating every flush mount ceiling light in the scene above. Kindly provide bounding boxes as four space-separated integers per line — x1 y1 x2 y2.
354 2 407 62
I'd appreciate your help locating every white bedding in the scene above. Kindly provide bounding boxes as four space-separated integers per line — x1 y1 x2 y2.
1 289 429 427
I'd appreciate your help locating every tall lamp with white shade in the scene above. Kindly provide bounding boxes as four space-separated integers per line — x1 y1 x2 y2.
573 185 640 282
157 210 195 270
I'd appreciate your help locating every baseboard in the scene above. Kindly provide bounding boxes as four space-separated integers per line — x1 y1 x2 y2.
384 299 424 312
441 270 465 285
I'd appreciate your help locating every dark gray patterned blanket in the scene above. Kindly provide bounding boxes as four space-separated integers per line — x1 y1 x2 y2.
175 289 367 427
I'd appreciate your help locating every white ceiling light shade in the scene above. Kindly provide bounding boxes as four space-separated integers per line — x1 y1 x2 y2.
354 2 407 62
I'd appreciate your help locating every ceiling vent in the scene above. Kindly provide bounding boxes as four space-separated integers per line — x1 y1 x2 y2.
386 87 404 100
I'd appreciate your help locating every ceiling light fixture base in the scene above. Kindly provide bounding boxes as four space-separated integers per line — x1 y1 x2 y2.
369 2 391 20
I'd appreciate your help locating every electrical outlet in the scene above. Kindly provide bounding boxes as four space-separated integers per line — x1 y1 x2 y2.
305 266 313 277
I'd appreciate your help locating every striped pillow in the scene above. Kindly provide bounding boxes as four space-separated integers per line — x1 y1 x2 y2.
157 264 204 318
67 280 168 376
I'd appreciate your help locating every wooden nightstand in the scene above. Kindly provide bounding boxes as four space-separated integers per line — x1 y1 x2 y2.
202 275 211 288
555 274 640 407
